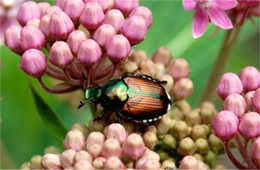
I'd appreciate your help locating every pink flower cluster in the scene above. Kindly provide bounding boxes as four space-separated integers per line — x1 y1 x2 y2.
212 66 260 169
4 0 152 93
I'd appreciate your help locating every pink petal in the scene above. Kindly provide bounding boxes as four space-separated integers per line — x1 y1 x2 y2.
215 0 238 10
208 7 233 29
183 0 196 11
192 7 208 38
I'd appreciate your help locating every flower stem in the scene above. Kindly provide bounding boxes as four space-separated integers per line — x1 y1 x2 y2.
244 139 257 169
224 141 246 169
200 25 242 103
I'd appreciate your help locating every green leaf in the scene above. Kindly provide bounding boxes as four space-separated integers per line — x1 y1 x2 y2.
30 85 68 147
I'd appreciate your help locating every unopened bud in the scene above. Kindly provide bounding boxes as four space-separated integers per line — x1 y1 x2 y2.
87 132 105 149
159 74 174 93
20 162 30 170
38 2 51 16
154 63 166 79
178 137 197 156
204 150 217 168
17 1 41 26
71 123 90 139
193 153 204 162
137 159 160 170
93 24 116 48
4 25 23 54
26 18 40 28
244 91 255 111
208 134 223 152
74 160 95 169
195 138 209 155
84 0 109 11
67 30 88 54
61 149 76 168
185 109 201 126
200 101 217 124
143 131 158 149
146 125 157 134
63 130 85 151
239 66 260 92
103 9 124 32
161 160 176 169
42 153 62 169
88 119 107 132
102 138 122 158
168 58 190 80
162 134 177 149
74 150 93 163
104 156 125 169
191 125 207 140
213 164 227 170
172 78 193 100
30 155 43 169
114 0 139 16
56 0 66 9
239 112 260 138
222 94 246 118
130 6 153 28
64 0 85 22
21 26 45 50
39 14 51 38
168 107 183 120
157 115 174 135
93 157 106 169
175 100 192 115
44 146 60 154
128 49 148 66
179 156 199 170
45 6 63 16
172 120 189 140
140 59 156 77
252 88 260 112
105 123 127 145
120 60 138 73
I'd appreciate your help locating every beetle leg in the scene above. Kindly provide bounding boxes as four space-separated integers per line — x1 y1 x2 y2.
94 109 106 121
116 112 122 124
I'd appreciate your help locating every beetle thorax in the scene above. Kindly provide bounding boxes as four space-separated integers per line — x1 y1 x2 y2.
105 81 128 102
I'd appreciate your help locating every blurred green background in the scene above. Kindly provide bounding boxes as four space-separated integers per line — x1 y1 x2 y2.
0 0 259 168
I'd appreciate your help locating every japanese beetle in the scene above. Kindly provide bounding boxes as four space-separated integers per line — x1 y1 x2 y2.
79 74 172 124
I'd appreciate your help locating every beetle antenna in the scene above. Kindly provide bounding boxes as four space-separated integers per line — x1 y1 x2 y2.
77 100 88 109
82 72 87 80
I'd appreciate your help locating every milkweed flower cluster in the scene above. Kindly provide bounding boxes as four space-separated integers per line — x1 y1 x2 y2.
212 66 260 169
4 0 152 94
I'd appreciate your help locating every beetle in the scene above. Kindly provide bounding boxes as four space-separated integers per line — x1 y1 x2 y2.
78 73 172 124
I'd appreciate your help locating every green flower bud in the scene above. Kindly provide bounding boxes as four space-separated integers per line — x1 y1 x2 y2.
143 131 158 149
195 138 209 155
30 155 43 169
71 123 90 138
184 109 201 126
156 115 174 135
200 101 217 124
128 49 148 66
191 125 207 140
168 107 183 120
44 146 60 154
162 134 177 149
161 160 176 169
202 124 210 136
213 164 227 170
158 150 169 161
145 125 157 134
208 134 224 153
120 60 138 73
171 120 189 140
204 150 217 168
21 162 31 170
177 137 197 156
193 153 204 162
175 100 191 115
154 63 166 79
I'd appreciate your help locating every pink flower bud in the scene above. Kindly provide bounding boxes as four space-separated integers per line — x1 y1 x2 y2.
63 130 86 151
74 150 93 163
137 159 160 170
106 35 131 63
49 41 74 67
172 78 193 100
222 94 246 118
217 73 243 99
77 39 102 67
129 6 153 28
122 133 146 160
84 0 108 11
45 6 63 15
61 149 76 168
103 9 125 32
80 2 105 31
102 138 122 158
67 30 87 54
252 88 260 112
240 66 260 92
20 49 47 77
239 112 260 138
93 24 116 48
152 47 172 67
49 11 74 39
140 59 156 76
211 111 239 141
114 0 139 16
21 26 45 50
17 1 41 26
87 144 103 158
38 2 51 16
244 91 255 111
42 153 62 169
4 25 23 54
86 132 105 149
26 18 40 28
105 123 127 145
64 0 85 22
104 157 125 170
167 58 190 80
251 137 260 165
56 0 66 9
74 160 95 169
93 157 106 169
39 15 51 37
179 156 200 170
122 16 147 45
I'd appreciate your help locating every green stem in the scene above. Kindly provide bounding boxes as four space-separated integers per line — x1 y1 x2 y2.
200 25 242 103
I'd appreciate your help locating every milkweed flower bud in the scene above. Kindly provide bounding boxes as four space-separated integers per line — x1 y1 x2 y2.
128 49 148 66
143 131 158 149
93 157 106 169
93 24 116 48
252 88 260 112
38 2 51 16
140 59 156 76
172 78 193 100
26 18 40 28
17 1 41 26
179 156 199 169
102 138 122 158
49 11 74 39
157 115 174 135
77 39 102 67
30 155 43 169
103 9 124 32
84 0 108 11
74 160 95 169
114 0 139 16
61 149 76 168
161 160 176 169
87 132 105 149
4 25 23 54
195 138 209 155
104 156 125 169
71 123 90 138
212 111 239 141
64 130 85 151
88 144 103 158
159 74 174 93
39 15 51 37
172 120 189 140
244 91 255 111
21 26 45 50
168 58 190 80
239 112 260 138
200 101 217 124
20 49 47 77
185 109 201 126
193 153 204 161
137 159 160 170
120 61 138 74
178 137 196 156
44 146 60 154
175 99 191 115
162 134 177 149
251 137 260 165
42 153 62 169
56 0 66 9
67 30 87 54
239 66 260 92
106 35 131 63
80 2 104 31
217 73 243 99
74 150 93 163
105 123 127 145
49 41 74 68
191 125 207 140
222 94 246 118
130 6 153 28
208 134 223 152
45 6 63 16
64 0 85 22
122 133 146 159
154 63 166 79
204 150 217 168
122 16 147 45
152 47 171 66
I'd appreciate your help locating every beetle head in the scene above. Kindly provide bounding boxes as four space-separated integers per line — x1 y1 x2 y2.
85 86 102 103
